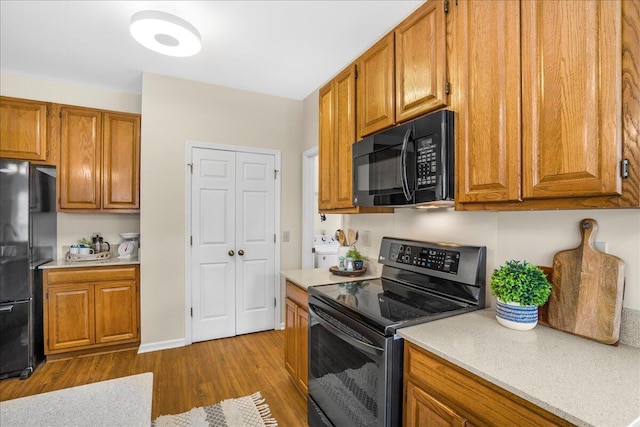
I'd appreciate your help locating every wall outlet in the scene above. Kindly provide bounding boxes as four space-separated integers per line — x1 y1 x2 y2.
283 231 290 242
362 230 371 247
594 241 608 253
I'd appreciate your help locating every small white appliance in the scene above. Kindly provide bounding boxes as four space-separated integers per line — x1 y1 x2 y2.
118 233 140 258
313 234 340 268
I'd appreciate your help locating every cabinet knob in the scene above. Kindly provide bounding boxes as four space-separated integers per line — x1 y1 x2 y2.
238 250 244 256
228 250 234 256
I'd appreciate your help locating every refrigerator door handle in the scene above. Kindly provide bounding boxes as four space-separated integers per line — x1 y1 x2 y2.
0 305 14 313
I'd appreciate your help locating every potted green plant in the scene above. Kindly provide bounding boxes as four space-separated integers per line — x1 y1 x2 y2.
345 246 367 271
490 260 552 330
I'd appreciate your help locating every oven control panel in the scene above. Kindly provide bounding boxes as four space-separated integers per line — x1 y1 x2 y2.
387 243 460 274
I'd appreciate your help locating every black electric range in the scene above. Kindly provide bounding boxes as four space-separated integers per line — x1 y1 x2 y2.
309 237 487 337
307 237 486 427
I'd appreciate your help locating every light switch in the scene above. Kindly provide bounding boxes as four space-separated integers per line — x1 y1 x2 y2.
362 231 371 247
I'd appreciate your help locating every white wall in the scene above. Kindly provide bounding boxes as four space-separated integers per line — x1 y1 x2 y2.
0 73 141 257
140 72 303 346
342 209 640 311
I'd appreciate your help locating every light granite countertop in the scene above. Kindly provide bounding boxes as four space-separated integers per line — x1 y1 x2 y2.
40 256 140 269
281 267 381 290
398 309 640 427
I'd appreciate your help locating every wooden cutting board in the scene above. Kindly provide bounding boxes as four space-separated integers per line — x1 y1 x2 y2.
548 218 625 344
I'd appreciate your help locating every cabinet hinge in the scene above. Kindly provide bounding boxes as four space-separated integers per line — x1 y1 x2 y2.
274 297 277 307
274 169 279 179
445 81 451 95
58 112 62 118
355 65 358 79
274 234 276 244
190 307 193 317
45 292 48 300
190 236 193 246
444 0 449 13
188 163 193 174
622 159 629 178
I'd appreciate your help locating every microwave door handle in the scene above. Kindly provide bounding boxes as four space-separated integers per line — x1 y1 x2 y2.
401 128 413 201
308 304 384 357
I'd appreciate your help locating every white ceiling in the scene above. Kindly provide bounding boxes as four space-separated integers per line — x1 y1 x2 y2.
0 1 424 100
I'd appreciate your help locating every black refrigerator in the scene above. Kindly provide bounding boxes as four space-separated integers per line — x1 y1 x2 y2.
0 159 56 379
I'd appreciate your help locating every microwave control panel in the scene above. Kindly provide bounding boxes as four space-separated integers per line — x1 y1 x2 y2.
416 136 438 188
388 243 460 274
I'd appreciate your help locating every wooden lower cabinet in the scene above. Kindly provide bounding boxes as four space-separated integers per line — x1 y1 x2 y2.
404 342 573 427
44 265 140 357
284 280 308 395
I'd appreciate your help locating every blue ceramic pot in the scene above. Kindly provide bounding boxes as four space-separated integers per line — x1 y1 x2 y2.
495 299 538 330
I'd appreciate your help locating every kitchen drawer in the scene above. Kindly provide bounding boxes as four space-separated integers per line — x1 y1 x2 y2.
286 280 308 308
45 266 138 284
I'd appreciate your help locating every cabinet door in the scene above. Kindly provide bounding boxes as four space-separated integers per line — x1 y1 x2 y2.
395 0 447 123
47 284 95 351
405 381 468 427
454 0 522 203
318 82 336 210
0 97 48 161
95 280 138 344
334 65 357 209
59 107 102 209
102 112 140 209
357 33 395 139
521 0 622 199
284 297 297 378
296 306 309 394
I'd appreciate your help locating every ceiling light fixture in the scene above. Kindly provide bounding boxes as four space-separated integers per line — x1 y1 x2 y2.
130 10 201 57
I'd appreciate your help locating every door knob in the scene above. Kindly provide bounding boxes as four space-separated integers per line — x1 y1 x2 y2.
238 250 245 256
228 250 235 256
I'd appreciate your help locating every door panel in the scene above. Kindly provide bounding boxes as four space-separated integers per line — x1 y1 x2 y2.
191 148 236 342
521 0 622 198
191 148 276 341
235 152 275 335
455 0 521 203
94 281 137 343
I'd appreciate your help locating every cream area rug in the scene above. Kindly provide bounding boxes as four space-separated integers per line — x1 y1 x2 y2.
0 373 153 427
154 392 278 427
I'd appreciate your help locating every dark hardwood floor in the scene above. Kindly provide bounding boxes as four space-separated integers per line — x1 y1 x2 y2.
0 330 308 426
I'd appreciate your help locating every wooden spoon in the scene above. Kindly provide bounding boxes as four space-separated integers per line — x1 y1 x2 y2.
337 230 346 246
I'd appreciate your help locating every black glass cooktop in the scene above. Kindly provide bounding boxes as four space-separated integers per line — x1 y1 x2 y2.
309 277 471 335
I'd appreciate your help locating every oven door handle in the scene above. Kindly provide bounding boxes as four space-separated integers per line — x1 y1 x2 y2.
308 304 384 357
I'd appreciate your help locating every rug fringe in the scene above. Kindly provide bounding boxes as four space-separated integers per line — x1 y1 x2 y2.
250 392 278 427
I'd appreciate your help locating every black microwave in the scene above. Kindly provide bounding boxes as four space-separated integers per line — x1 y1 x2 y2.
352 110 454 207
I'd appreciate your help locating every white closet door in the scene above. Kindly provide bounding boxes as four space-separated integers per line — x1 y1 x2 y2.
191 147 276 342
191 148 236 342
235 152 276 335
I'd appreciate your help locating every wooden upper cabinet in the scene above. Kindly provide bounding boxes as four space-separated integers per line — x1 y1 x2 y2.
59 107 102 210
59 107 140 212
318 82 335 210
102 112 140 209
521 0 622 200
334 65 357 209
454 0 522 203
395 0 448 123
455 0 635 210
0 97 48 162
357 33 396 139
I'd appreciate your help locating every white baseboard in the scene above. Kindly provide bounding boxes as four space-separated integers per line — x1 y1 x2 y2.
137 338 186 354
279 322 285 330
